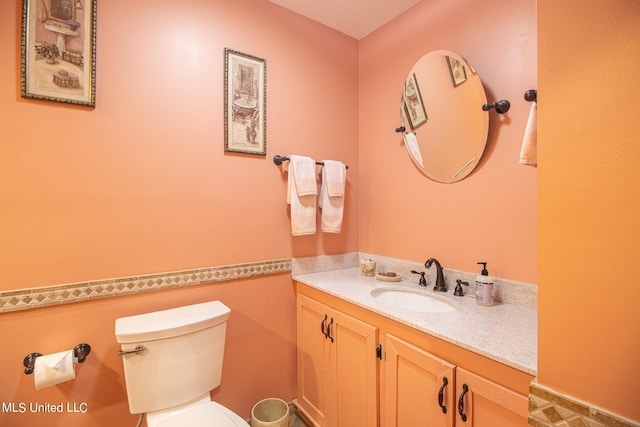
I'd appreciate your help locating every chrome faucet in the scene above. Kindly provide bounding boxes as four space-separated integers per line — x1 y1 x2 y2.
425 258 447 292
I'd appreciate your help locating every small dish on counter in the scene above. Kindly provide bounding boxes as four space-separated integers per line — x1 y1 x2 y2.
376 272 402 282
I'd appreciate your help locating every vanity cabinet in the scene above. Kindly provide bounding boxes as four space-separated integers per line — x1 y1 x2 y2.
382 334 528 427
296 294 379 427
295 283 532 427
383 334 455 427
455 368 528 426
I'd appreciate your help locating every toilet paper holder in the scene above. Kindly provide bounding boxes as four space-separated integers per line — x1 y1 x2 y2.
23 343 91 374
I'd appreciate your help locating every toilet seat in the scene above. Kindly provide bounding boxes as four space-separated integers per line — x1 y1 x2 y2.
155 401 247 427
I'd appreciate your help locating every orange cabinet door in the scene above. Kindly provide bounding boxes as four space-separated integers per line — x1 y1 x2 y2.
329 309 379 427
455 368 529 427
297 294 379 427
382 334 455 427
297 295 332 426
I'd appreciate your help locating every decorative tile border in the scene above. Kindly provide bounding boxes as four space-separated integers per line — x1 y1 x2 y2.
0 259 291 313
529 381 639 427
2 252 535 313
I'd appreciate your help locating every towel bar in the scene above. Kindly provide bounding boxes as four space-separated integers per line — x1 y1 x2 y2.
273 155 348 169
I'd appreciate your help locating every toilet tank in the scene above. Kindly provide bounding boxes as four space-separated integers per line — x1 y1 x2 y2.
115 301 231 414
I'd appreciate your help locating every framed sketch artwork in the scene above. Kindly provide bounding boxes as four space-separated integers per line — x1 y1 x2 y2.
404 72 428 130
224 48 267 156
21 0 97 106
446 55 467 87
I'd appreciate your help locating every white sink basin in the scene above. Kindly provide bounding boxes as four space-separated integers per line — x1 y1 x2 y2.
371 288 455 313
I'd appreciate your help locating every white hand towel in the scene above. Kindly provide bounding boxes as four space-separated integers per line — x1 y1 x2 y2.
519 102 537 167
287 155 317 235
403 132 423 168
319 160 346 233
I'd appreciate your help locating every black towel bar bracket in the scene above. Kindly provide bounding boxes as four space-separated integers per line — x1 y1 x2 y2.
273 155 348 169
482 99 511 114
524 89 537 102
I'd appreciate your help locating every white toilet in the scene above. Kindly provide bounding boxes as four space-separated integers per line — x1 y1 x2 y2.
115 301 247 427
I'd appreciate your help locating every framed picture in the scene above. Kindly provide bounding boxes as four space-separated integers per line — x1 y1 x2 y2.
403 73 427 130
21 0 97 107
446 55 467 87
224 48 267 156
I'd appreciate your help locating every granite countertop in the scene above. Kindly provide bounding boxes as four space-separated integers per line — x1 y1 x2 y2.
293 267 537 375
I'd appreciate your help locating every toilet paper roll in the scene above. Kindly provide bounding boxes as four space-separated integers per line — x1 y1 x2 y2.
34 350 76 390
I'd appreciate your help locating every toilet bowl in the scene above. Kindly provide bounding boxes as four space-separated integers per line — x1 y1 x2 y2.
144 394 247 427
115 301 246 426
154 398 247 427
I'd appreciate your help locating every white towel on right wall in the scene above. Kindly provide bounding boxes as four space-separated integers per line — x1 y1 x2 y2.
520 102 537 167
319 160 347 233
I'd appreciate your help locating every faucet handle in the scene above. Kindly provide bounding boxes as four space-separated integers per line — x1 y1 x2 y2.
411 270 427 287
454 279 469 296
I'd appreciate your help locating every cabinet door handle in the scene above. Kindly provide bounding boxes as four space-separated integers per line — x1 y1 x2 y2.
320 314 328 338
438 377 448 414
458 384 469 422
326 317 334 342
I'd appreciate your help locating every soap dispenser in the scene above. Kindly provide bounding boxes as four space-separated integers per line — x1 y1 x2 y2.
475 262 494 306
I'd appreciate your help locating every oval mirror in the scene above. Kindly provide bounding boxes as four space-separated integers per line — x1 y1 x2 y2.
400 50 488 183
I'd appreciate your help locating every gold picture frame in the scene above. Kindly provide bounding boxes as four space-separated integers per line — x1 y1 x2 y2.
21 0 97 107
446 55 467 87
403 72 428 130
224 48 267 156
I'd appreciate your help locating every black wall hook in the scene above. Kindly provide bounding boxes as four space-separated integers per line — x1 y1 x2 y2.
482 99 511 114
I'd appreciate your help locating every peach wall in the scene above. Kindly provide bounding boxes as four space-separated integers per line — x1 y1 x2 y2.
1 0 359 291
537 0 640 422
1 0 358 424
7 0 638 424
358 0 538 283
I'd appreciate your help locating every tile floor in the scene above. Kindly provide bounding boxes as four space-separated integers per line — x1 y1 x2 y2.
288 404 312 427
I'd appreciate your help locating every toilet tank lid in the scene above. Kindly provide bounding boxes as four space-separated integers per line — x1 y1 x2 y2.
115 301 231 344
